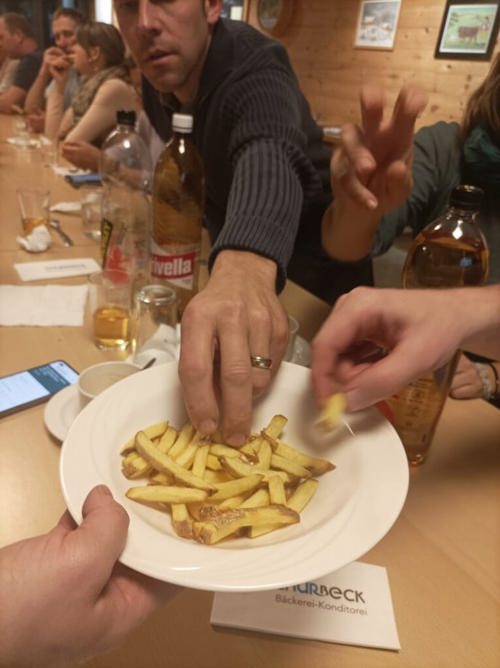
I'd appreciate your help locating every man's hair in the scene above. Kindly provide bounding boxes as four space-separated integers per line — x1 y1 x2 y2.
76 21 126 68
462 52 500 144
53 7 86 25
3 12 36 40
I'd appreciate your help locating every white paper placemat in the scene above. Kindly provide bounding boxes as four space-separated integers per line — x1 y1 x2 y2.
14 258 100 282
211 561 400 651
0 284 88 326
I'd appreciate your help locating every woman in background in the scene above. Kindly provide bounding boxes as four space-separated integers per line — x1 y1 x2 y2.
45 21 138 146
322 58 500 406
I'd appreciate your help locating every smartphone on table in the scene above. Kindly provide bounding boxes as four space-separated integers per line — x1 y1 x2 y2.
64 173 102 188
0 360 79 418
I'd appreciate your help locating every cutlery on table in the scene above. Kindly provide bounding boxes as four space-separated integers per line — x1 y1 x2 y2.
49 219 74 246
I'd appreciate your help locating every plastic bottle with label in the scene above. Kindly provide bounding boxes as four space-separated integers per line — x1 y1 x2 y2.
386 184 489 465
100 109 152 291
151 113 205 316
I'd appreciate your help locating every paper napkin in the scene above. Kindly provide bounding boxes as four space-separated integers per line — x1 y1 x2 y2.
14 258 100 282
0 284 88 326
211 561 400 651
50 201 82 213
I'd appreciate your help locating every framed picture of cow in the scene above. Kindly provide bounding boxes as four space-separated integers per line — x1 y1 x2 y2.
435 1 500 59
354 0 402 50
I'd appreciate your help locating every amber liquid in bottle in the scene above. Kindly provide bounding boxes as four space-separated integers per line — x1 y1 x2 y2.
388 187 489 465
151 116 205 317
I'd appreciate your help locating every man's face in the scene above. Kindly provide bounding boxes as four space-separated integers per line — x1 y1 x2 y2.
52 16 78 53
0 20 20 58
114 0 221 103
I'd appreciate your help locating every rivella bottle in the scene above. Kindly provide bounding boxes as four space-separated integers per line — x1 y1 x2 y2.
151 113 205 316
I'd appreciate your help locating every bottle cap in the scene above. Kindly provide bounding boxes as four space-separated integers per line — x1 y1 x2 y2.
116 109 136 126
172 113 193 133
450 185 484 210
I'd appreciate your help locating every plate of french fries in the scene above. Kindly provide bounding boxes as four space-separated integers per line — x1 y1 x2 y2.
60 361 409 592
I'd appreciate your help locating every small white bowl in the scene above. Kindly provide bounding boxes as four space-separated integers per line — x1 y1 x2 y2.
78 361 140 408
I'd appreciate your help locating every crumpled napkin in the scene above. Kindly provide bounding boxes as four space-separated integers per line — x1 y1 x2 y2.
0 284 88 326
132 324 180 366
17 225 52 252
50 201 82 214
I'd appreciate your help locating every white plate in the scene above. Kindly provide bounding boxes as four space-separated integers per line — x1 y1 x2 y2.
44 384 81 442
60 362 409 592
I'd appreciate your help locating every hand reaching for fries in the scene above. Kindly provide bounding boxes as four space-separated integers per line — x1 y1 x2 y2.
121 415 335 545
0 486 177 668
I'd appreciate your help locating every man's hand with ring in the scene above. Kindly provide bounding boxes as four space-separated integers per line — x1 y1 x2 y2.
179 250 289 446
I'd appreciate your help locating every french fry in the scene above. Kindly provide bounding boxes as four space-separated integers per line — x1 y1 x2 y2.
287 479 319 513
192 444 210 478
120 421 168 454
121 451 152 479
209 473 264 501
193 504 300 545
126 485 208 504
270 453 311 479
171 503 193 539
135 431 216 492
317 393 346 431
122 414 335 546
274 440 336 476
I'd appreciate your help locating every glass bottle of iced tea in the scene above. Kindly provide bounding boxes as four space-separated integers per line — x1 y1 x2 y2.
387 185 489 465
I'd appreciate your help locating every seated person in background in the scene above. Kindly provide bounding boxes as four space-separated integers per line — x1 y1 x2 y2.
322 53 500 283
322 61 500 405
0 40 18 93
0 485 177 668
45 21 138 147
311 285 500 413
24 7 85 133
0 12 42 113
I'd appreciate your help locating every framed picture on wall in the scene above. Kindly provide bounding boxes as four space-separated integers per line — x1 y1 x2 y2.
354 0 402 50
221 0 248 21
435 1 500 60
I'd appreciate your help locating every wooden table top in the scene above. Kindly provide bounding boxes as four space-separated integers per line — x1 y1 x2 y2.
1 114 499 668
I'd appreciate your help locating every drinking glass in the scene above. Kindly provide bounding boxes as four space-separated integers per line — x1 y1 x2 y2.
81 190 103 240
133 284 178 365
16 188 50 234
87 271 133 351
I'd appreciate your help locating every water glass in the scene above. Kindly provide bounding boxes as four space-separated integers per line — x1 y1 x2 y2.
133 284 178 365
81 190 103 240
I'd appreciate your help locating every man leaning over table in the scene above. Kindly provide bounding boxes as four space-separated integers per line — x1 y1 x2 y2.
24 7 85 133
0 13 42 114
113 0 426 447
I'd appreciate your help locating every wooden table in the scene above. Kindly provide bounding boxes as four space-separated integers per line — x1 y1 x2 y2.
1 114 499 668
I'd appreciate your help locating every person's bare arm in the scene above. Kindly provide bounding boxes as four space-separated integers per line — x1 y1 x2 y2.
0 85 26 114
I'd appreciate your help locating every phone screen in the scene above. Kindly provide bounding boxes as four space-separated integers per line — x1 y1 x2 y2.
65 173 102 188
0 360 79 417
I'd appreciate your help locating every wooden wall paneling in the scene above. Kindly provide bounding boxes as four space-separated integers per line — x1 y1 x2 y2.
245 0 499 128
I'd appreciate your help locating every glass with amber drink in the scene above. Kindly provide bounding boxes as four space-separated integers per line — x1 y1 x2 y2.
88 271 132 351
16 188 50 234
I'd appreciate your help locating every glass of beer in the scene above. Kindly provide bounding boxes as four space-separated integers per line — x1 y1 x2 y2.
16 188 50 234
88 271 132 351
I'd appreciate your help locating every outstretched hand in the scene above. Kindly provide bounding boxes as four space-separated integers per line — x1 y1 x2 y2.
0 485 177 668
332 83 428 212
